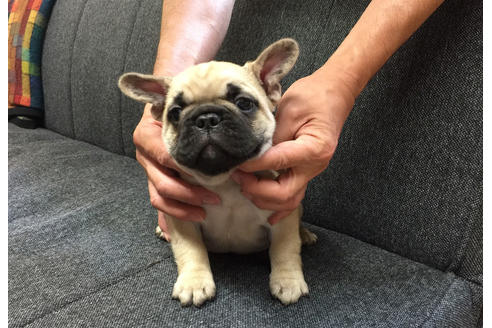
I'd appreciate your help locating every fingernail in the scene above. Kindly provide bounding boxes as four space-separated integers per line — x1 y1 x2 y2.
203 195 221 205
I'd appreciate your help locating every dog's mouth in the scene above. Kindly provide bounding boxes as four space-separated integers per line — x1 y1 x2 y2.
173 129 264 176
181 137 262 176
171 105 266 176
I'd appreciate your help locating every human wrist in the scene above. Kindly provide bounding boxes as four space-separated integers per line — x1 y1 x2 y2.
300 64 358 139
317 0 445 100
311 63 358 116
153 55 195 77
316 53 369 101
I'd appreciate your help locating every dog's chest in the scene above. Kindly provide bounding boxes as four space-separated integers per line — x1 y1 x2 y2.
198 179 272 253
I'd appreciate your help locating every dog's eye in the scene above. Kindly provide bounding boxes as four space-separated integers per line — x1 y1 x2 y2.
167 105 182 123
235 97 254 112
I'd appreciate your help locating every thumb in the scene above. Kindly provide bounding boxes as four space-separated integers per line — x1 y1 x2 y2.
239 136 313 172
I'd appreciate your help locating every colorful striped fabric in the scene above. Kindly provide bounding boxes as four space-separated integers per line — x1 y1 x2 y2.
8 0 56 112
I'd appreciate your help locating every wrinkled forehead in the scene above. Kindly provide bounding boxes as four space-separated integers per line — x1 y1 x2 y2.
167 61 261 105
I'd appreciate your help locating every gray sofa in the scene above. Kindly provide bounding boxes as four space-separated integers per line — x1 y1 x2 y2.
8 0 482 327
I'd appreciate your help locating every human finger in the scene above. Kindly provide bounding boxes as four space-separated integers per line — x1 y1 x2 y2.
238 136 316 172
148 181 206 222
144 156 221 206
133 123 180 171
232 169 307 205
245 186 306 212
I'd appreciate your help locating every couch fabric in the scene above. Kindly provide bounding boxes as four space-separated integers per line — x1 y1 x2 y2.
7 123 480 328
9 0 482 327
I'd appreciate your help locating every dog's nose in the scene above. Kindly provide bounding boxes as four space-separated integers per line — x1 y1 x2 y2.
195 112 222 129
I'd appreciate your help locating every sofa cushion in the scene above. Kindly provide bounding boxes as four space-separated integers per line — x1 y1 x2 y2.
8 124 480 327
42 0 162 155
8 123 165 326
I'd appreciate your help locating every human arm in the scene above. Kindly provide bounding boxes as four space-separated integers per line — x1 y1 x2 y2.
133 0 235 235
232 0 445 224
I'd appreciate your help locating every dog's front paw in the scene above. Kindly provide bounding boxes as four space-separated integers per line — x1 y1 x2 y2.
300 226 317 245
270 272 308 305
172 271 216 307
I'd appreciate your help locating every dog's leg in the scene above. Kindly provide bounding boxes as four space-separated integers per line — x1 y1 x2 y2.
167 216 215 307
269 207 308 305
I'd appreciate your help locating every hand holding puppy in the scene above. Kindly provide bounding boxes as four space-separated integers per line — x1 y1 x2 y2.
133 68 355 230
133 0 444 233
133 105 221 224
233 68 356 224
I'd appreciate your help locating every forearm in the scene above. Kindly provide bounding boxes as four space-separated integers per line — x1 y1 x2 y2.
320 0 444 98
154 0 235 76
140 0 234 118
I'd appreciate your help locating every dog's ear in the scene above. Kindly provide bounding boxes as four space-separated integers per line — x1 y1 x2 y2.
246 38 299 104
118 72 172 120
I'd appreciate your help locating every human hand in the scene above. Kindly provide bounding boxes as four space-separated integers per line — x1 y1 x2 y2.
134 104 221 238
232 68 356 225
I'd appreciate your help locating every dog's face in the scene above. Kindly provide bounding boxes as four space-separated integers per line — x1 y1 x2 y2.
119 39 298 185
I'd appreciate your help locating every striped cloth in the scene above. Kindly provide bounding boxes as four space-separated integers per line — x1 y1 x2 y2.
8 0 56 124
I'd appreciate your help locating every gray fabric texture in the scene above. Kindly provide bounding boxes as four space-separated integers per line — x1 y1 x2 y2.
8 124 161 326
41 0 87 138
302 0 483 282
42 0 162 156
9 124 480 327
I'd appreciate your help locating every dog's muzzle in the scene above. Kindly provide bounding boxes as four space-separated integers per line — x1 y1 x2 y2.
173 105 263 176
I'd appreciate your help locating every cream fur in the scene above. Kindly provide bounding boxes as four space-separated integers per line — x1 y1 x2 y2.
118 39 315 307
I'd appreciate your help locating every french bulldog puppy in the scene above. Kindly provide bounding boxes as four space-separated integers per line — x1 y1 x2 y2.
118 39 317 307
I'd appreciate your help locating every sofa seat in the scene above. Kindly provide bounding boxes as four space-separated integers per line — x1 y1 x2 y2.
8 123 479 328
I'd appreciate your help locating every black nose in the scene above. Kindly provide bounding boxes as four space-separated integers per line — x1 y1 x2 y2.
195 112 222 129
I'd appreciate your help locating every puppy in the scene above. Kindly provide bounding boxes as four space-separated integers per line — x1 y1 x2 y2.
118 39 317 307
